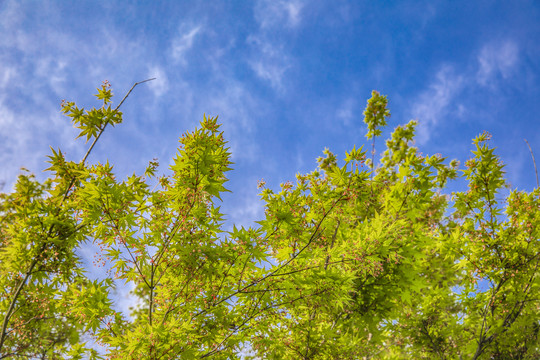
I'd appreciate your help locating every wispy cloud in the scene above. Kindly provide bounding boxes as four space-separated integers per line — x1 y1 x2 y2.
34 57 69 96
477 40 519 86
0 63 17 88
408 38 522 145
410 66 464 144
0 99 28 184
226 184 264 229
0 4 158 188
198 80 261 162
0 93 77 189
0 54 78 188
336 97 356 126
247 36 291 91
254 0 304 29
147 65 169 98
244 0 307 91
170 25 201 65
247 1 305 92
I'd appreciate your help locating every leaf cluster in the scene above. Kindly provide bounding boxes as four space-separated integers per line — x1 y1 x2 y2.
1 86 538 359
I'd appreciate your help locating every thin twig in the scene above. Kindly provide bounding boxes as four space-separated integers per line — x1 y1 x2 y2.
325 220 339 270
524 139 539 188
81 78 156 164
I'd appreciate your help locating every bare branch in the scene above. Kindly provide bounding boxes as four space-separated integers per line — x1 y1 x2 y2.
524 139 539 188
81 78 156 165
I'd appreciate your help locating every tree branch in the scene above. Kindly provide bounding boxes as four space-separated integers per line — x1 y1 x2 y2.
524 139 539 188
0 78 154 354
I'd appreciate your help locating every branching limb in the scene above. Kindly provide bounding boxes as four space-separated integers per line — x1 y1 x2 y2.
0 79 154 354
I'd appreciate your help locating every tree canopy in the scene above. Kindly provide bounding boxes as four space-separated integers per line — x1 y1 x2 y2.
0 83 538 359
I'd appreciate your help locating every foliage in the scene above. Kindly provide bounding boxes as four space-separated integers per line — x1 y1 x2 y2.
0 83 538 359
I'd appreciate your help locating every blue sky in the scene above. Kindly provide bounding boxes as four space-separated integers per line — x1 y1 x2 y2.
1 0 539 227
1 0 539 346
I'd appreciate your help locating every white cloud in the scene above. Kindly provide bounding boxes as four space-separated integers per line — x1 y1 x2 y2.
113 281 142 321
170 25 201 64
407 38 524 145
249 58 290 91
0 21 156 190
247 36 292 91
0 98 52 189
0 0 23 34
226 186 264 229
147 65 169 98
247 0 305 91
34 57 68 96
199 81 261 162
254 0 304 29
410 66 464 144
477 40 519 86
0 2 171 189
0 64 17 88
0 59 43 187
336 98 356 126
